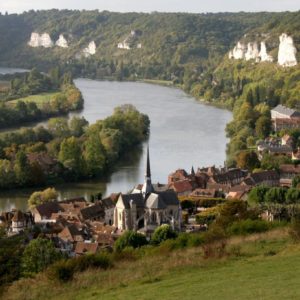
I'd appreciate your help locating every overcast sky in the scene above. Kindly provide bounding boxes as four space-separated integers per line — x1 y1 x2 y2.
0 0 299 14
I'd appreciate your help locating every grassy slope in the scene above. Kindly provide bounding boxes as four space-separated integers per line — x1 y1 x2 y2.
5 228 300 300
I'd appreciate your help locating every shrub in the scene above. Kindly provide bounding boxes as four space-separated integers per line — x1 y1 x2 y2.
187 233 204 247
227 219 270 236
48 260 74 282
151 225 178 245
114 231 148 252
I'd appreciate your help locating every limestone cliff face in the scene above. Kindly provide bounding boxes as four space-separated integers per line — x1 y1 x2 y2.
28 32 53 48
55 34 68 48
245 42 260 61
229 42 246 59
278 33 297 67
259 42 273 62
82 41 96 57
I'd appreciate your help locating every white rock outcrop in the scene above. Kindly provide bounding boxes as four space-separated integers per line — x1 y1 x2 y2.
118 41 131 50
259 42 273 62
245 42 260 61
82 41 97 57
28 32 53 48
55 34 68 48
278 33 297 67
229 42 247 60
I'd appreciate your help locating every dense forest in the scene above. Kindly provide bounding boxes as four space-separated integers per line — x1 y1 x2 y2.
0 10 300 165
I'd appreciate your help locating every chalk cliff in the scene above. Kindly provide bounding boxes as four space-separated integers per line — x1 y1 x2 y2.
278 33 297 67
245 42 260 61
55 34 68 48
28 32 53 48
83 41 97 57
229 42 247 60
259 41 273 62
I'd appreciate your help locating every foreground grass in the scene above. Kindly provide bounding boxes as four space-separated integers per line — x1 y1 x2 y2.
5 228 300 300
7 92 60 108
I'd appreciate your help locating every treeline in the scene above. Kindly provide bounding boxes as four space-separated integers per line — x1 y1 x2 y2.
0 105 149 189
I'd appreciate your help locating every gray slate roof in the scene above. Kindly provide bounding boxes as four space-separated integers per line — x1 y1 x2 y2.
272 105 300 117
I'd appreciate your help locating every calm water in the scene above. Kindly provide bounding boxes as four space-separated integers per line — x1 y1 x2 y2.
0 69 232 211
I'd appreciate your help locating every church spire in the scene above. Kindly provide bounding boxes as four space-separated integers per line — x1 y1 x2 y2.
146 145 151 178
142 145 154 197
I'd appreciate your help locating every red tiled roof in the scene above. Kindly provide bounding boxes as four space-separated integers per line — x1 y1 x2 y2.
169 180 193 193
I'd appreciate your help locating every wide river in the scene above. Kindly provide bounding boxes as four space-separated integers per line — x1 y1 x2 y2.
0 68 232 211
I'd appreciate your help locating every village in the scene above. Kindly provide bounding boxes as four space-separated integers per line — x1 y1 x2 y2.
2 101 300 258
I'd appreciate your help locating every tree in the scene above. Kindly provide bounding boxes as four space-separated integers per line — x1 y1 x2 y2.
83 133 106 177
114 231 148 252
236 150 260 171
28 187 58 209
265 187 287 204
58 136 84 178
48 118 70 138
21 238 62 275
69 116 88 137
14 150 30 186
292 175 300 188
248 185 270 204
255 116 272 139
151 224 178 245
286 188 300 204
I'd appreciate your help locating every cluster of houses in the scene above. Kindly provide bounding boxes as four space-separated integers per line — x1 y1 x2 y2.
1 140 300 255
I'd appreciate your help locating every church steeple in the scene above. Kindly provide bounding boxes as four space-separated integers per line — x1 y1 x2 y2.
142 145 154 197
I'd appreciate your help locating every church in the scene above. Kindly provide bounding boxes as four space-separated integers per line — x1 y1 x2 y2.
114 147 181 234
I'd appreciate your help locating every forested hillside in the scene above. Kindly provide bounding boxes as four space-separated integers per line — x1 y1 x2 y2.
1 10 300 165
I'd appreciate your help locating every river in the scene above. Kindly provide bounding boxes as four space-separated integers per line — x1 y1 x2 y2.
0 69 232 211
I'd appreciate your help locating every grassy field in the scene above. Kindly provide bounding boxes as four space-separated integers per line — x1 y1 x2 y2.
4 228 300 300
7 92 60 108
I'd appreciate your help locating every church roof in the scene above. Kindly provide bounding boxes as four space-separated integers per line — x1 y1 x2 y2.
145 193 167 209
120 193 145 209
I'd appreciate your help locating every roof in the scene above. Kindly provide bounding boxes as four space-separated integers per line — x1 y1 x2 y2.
34 201 61 219
156 191 179 206
190 188 216 198
80 204 105 221
119 193 145 209
145 193 167 209
211 168 247 184
244 170 279 185
169 180 193 193
271 105 300 118
280 164 300 174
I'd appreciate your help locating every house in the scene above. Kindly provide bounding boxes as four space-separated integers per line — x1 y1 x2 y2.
271 105 300 131
292 149 300 161
282 134 294 146
279 164 300 187
11 210 33 233
168 180 193 196
168 169 190 184
114 147 181 235
243 170 280 187
208 168 248 187
32 197 88 224
226 191 247 201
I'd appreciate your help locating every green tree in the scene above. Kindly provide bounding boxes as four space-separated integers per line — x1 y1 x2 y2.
58 136 84 177
114 231 148 252
14 150 30 186
286 188 300 204
265 188 287 204
236 150 260 171
48 118 70 138
151 224 178 245
69 116 88 137
21 238 62 275
292 175 300 188
248 185 270 204
255 116 272 139
28 187 58 209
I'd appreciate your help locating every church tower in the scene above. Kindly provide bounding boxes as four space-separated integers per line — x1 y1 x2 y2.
142 146 154 198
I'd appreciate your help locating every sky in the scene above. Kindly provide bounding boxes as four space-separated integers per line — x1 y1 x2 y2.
0 0 299 14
